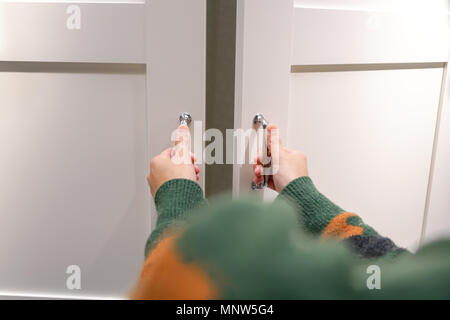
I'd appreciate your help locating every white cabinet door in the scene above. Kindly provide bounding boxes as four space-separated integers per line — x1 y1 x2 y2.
234 0 450 251
0 0 205 299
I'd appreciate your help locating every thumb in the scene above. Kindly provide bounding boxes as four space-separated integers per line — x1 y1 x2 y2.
161 148 173 159
174 125 191 145
172 125 191 164
267 123 283 155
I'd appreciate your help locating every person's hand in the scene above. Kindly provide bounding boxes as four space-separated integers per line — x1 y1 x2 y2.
253 124 308 192
147 125 200 198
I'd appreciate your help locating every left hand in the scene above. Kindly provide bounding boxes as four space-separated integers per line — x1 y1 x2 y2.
147 125 200 198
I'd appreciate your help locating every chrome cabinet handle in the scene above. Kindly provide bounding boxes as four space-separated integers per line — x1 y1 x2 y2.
179 112 192 126
252 113 270 190
253 113 268 130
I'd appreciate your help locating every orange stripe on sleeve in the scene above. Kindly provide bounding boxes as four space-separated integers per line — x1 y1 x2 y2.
322 212 364 240
131 235 218 300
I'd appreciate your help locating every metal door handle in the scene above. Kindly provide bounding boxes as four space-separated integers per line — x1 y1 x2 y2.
252 113 270 190
179 112 192 126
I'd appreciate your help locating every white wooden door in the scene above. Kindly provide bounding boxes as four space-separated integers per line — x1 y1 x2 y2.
0 0 205 299
234 0 450 251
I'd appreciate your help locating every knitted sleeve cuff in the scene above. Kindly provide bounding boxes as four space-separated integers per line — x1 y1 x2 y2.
154 178 205 225
277 176 344 235
145 179 205 257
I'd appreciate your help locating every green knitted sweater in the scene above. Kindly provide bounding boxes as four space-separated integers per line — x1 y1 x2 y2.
137 177 450 299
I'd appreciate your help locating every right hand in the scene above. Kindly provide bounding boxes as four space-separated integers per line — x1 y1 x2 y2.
253 124 308 192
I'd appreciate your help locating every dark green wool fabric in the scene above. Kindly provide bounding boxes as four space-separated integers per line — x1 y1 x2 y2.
143 177 450 299
177 199 357 299
145 179 206 256
277 176 378 237
277 176 345 234
146 177 398 258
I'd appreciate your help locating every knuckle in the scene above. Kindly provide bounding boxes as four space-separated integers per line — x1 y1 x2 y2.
298 151 307 160
150 157 159 168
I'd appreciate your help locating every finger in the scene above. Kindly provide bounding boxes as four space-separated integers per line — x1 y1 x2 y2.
161 148 173 159
194 165 200 174
266 123 282 154
267 176 276 191
172 125 191 163
254 175 264 185
283 147 295 154
254 164 263 177
174 125 190 146
253 153 262 168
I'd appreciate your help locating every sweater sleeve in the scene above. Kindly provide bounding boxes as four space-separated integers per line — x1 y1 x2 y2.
277 176 407 259
144 178 206 257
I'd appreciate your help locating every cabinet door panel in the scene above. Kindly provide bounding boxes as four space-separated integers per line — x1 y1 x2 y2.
288 68 443 250
292 8 450 65
235 1 450 252
0 0 206 299
0 3 145 63
0 69 148 297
